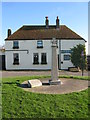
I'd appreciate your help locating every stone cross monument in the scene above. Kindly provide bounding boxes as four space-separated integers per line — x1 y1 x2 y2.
49 38 61 85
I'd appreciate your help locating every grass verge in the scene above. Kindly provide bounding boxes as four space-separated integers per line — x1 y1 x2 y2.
2 75 90 119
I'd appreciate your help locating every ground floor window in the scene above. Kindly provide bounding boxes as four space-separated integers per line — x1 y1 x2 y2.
13 53 19 65
33 53 39 64
64 54 71 60
41 53 47 64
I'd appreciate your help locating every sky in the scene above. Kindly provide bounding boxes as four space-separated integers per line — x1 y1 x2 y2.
1 2 88 54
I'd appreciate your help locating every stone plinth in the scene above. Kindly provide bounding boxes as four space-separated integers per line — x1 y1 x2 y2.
28 79 42 88
49 79 61 85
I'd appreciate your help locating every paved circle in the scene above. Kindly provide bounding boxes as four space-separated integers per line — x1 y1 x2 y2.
21 78 88 94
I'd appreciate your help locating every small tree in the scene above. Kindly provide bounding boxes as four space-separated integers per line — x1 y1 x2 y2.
71 44 87 76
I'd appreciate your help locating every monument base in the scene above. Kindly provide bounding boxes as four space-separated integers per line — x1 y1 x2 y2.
28 79 42 88
49 79 61 85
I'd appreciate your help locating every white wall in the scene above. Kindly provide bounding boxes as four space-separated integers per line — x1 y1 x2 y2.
5 40 54 70
60 39 85 69
5 39 85 70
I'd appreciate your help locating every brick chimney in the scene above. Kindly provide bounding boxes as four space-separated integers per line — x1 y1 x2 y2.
45 16 49 28
8 29 11 37
56 16 59 29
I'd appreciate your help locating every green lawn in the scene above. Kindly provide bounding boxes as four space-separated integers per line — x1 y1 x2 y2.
2 76 90 119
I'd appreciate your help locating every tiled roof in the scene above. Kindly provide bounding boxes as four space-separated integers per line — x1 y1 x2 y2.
5 25 85 40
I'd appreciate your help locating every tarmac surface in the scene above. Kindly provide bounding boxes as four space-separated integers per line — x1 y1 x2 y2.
1 70 89 78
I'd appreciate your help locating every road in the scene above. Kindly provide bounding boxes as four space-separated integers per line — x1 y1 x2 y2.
0 70 89 78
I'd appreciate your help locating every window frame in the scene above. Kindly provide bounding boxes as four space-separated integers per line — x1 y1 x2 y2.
63 54 71 61
41 53 47 64
13 53 19 65
37 40 43 48
13 41 19 49
33 53 39 64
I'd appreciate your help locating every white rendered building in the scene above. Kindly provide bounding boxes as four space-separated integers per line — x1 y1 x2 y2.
5 17 86 70
0 45 5 70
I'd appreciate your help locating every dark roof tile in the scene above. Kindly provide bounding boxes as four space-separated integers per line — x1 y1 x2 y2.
5 25 85 40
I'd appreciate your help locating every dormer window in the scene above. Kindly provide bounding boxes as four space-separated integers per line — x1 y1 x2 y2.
37 40 43 48
13 41 19 49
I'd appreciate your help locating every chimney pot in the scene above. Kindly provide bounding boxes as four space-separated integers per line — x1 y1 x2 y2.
45 16 49 28
46 16 48 20
57 16 59 19
56 16 59 29
8 29 11 37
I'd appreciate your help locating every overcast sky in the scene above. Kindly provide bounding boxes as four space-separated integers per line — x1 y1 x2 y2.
1 2 88 54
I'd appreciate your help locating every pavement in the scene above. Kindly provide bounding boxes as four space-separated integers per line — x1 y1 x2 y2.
1 70 89 78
